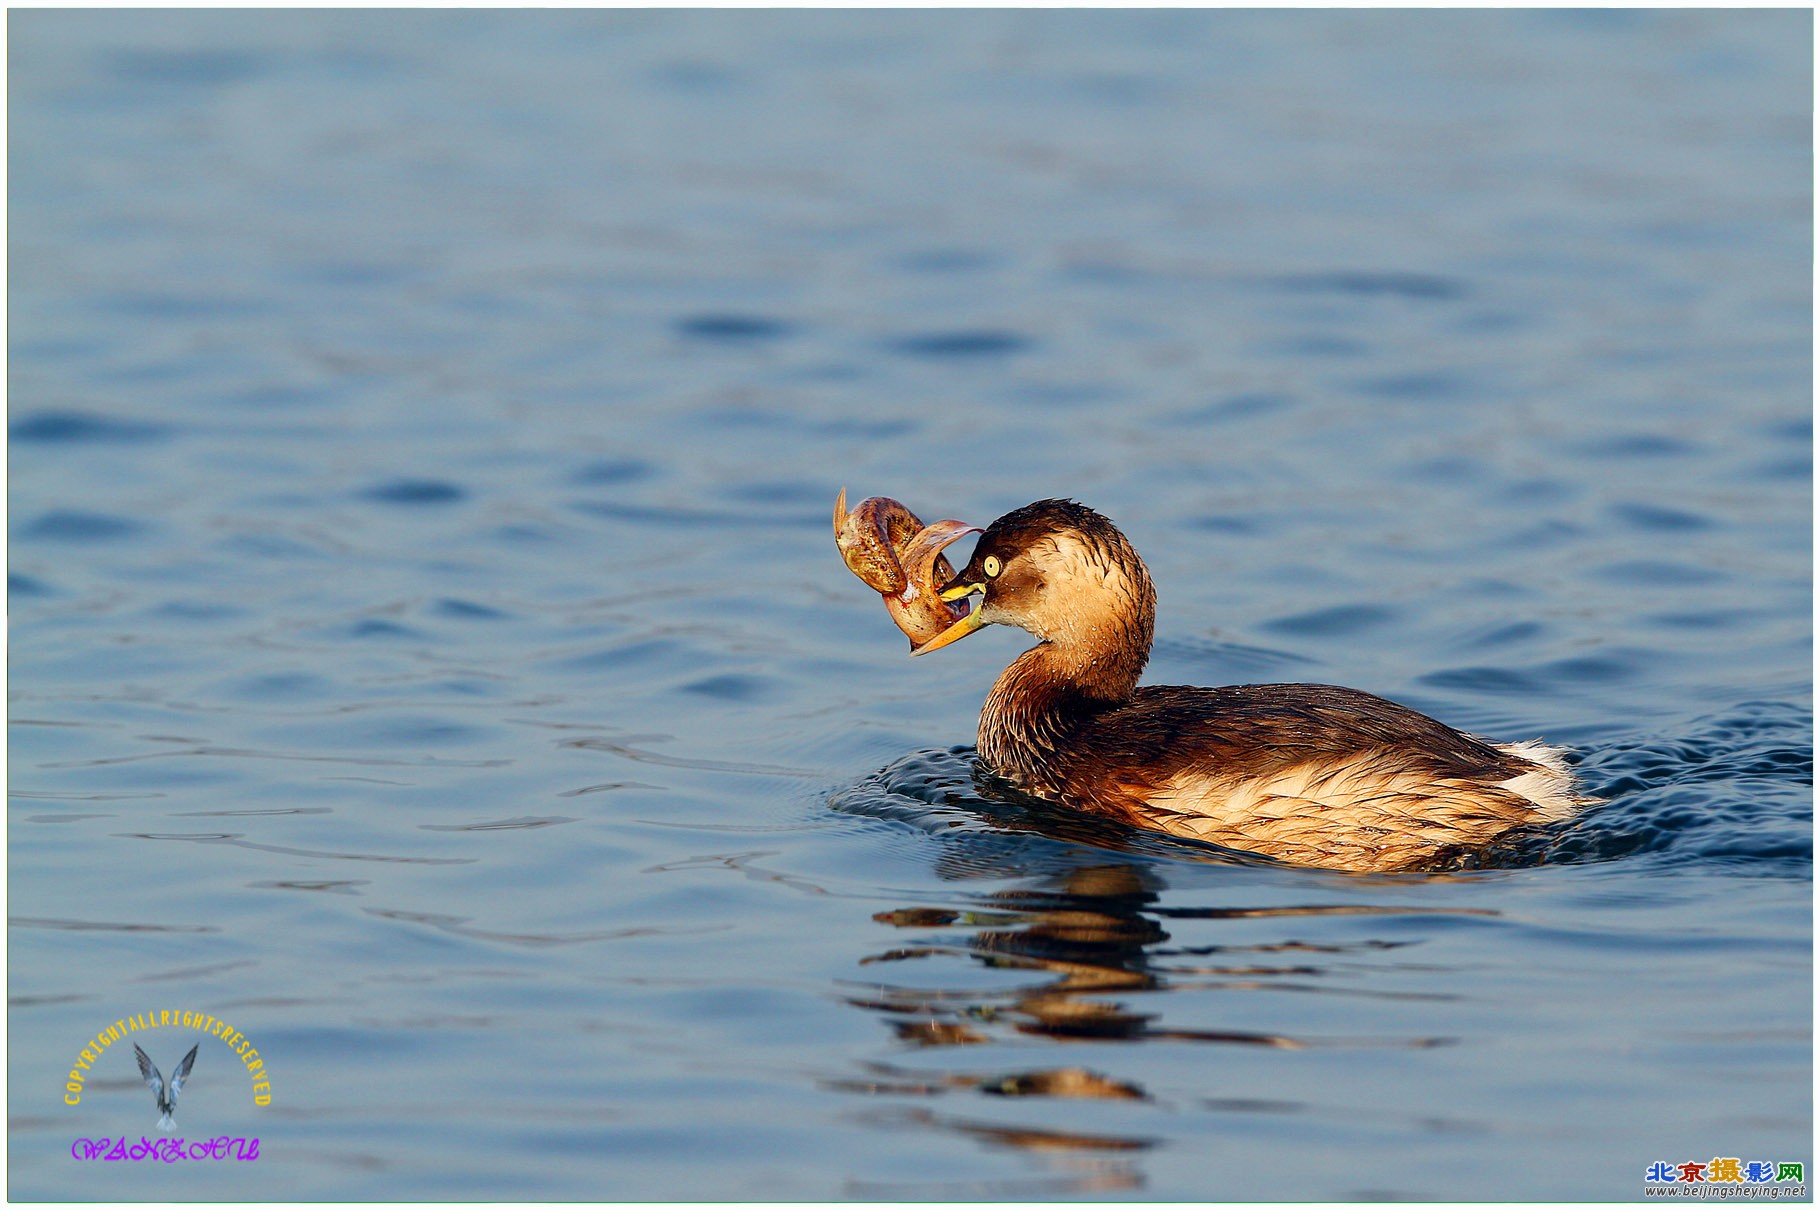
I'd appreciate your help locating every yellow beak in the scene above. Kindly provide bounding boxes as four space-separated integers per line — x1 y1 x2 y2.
911 588 987 655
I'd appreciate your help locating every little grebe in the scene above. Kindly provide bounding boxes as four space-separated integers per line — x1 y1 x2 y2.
911 499 1590 873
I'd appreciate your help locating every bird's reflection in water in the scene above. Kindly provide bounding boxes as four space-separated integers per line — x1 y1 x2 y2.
842 1105 1151 1198
827 750 1484 1196
826 863 1166 1194
844 863 1325 1062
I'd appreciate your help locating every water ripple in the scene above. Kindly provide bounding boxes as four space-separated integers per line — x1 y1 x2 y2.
675 314 795 342
362 907 727 947
16 510 147 543
120 832 479 866
560 735 815 778
1271 271 1468 300
888 330 1031 358
360 479 468 506
11 915 217 934
10 410 172 444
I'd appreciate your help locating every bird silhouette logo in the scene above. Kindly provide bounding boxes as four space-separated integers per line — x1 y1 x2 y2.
132 1043 198 1132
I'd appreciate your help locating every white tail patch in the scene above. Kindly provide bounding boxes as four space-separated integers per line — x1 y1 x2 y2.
1492 739 1589 821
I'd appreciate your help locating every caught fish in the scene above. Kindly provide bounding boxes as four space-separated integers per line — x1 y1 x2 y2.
834 489 980 649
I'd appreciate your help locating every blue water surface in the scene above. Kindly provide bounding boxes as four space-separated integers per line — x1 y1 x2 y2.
9 10 1811 1200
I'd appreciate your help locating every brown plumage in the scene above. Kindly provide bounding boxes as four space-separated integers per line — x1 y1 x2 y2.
915 499 1592 873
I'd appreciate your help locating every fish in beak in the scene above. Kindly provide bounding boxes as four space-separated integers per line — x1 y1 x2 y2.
833 490 982 649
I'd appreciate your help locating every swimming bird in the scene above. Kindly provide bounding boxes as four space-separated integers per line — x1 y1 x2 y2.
133 1042 198 1132
912 499 1590 872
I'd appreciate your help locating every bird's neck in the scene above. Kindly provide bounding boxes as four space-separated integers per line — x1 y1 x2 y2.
978 617 1150 788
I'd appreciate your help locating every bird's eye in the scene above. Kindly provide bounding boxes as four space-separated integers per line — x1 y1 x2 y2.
982 555 1002 578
